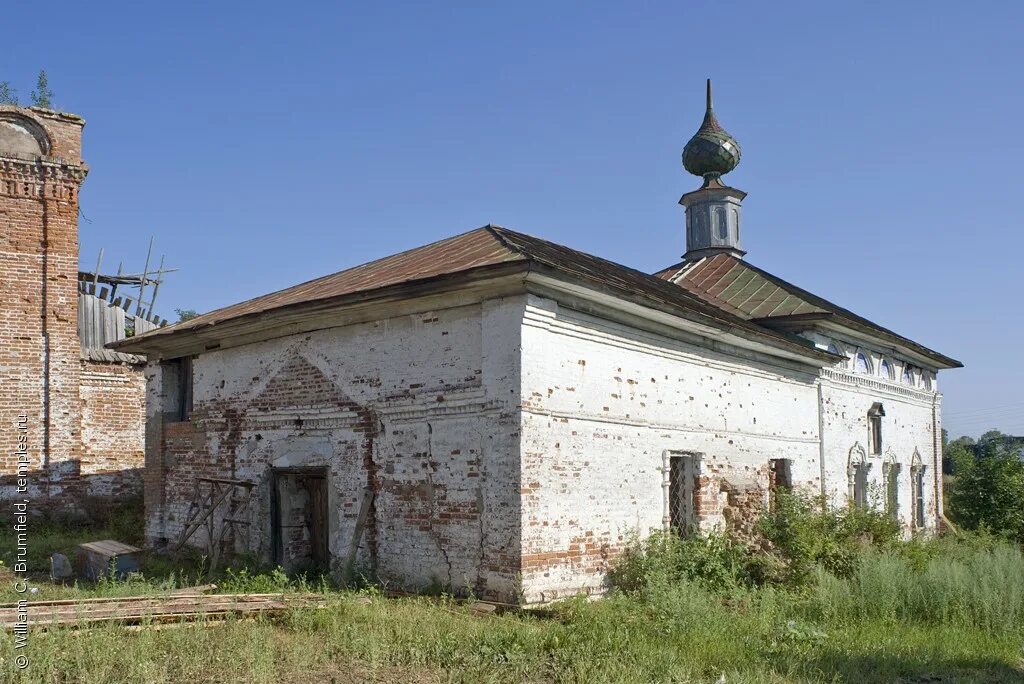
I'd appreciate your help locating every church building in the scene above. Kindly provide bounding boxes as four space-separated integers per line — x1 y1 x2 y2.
115 82 961 604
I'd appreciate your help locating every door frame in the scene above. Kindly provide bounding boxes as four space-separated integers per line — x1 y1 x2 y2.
270 466 330 571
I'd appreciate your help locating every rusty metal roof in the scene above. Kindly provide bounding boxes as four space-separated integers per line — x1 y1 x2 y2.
655 254 962 368
655 254 828 319
125 227 524 340
115 225 833 362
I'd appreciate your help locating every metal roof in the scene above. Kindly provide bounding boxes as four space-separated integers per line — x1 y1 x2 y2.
114 226 832 363
121 227 524 342
655 254 962 369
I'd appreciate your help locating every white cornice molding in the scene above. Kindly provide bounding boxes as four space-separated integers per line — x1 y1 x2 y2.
820 368 936 405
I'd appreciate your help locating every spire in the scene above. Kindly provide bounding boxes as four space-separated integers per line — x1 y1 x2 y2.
679 80 746 261
682 79 741 179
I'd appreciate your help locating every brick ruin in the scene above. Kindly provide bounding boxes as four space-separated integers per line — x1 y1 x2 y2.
0 105 149 510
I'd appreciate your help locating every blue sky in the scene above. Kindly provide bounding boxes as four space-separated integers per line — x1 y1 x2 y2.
3 2 1021 437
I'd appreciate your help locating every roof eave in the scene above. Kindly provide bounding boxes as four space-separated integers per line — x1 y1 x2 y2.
110 261 533 358
526 267 835 366
752 312 963 370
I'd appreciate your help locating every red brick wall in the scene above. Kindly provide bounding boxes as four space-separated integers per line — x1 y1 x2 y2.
0 106 87 505
79 359 146 498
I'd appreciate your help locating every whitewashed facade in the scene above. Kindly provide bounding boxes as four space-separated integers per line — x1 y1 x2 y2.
119 87 958 604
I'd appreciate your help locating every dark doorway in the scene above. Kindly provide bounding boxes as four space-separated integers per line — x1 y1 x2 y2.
271 467 329 573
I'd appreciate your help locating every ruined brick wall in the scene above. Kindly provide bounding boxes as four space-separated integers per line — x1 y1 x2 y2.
0 106 87 505
147 297 524 602
518 294 822 603
79 358 146 498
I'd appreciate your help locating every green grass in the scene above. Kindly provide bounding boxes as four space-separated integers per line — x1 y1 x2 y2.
1 509 1022 682
2 584 1021 683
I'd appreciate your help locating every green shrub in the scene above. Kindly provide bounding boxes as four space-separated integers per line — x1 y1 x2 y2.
756 490 901 586
219 566 300 593
609 531 754 594
948 444 1024 543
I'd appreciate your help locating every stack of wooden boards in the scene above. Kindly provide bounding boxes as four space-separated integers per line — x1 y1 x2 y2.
0 593 327 631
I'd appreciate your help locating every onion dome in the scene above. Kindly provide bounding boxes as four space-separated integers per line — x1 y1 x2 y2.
682 79 741 179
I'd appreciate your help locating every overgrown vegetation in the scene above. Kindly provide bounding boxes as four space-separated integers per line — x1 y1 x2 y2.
945 429 1024 543
174 308 200 323
0 71 55 108
2 494 1022 682
611 491 904 593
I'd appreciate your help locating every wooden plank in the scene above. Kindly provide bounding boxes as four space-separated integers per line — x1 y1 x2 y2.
77 294 91 348
100 301 120 345
79 540 141 555
0 593 326 631
112 304 126 343
0 592 320 610
83 293 102 349
343 488 374 583
135 316 158 335
93 293 104 346
199 477 256 488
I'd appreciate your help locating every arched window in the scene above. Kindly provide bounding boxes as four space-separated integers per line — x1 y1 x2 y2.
0 112 52 157
868 402 885 455
848 443 869 508
902 365 916 386
883 450 900 521
855 352 871 374
880 359 894 380
911 449 926 529
714 207 728 240
826 342 848 369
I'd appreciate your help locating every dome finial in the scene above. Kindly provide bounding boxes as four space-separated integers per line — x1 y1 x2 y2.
682 79 741 180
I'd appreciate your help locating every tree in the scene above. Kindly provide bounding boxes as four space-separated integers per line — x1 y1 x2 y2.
175 308 200 322
30 70 54 108
0 82 17 106
947 429 1024 542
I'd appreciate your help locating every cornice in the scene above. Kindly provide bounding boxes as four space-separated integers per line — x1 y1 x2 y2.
820 367 936 405
0 154 88 201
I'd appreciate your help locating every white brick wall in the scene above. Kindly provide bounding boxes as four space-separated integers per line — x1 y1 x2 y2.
147 287 947 605
149 297 525 601
517 294 823 602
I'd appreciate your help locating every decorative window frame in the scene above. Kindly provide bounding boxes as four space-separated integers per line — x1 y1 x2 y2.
847 442 869 507
879 358 895 381
867 402 885 456
882 448 900 521
901 363 917 387
910 448 926 529
854 350 873 375
826 340 849 370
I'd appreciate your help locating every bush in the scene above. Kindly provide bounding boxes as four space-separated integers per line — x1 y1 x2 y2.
609 531 755 594
611 491 906 595
756 490 901 586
